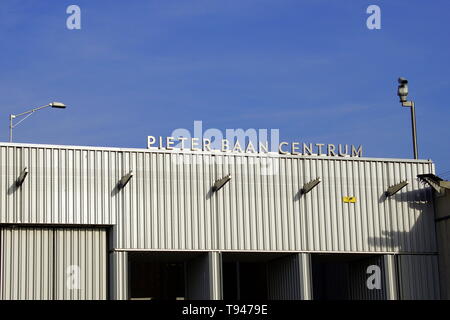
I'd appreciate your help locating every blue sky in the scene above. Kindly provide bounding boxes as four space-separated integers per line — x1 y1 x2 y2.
0 0 449 176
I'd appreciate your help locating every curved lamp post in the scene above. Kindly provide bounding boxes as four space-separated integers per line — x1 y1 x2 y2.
9 102 67 142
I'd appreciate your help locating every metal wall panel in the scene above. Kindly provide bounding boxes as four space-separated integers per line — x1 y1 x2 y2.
0 145 118 225
109 251 128 300
208 252 223 300
267 253 312 300
383 254 398 300
54 228 107 300
436 219 450 299
0 227 107 300
397 254 440 300
0 143 437 253
114 151 216 250
435 189 450 299
213 155 436 253
0 228 53 300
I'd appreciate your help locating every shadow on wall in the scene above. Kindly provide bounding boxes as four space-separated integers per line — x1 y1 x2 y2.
206 187 214 200
368 188 435 252
293 189 302 202
7 181 18 195
111 183 121 197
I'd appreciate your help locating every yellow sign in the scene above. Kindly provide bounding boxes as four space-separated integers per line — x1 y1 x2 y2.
343 196 356 203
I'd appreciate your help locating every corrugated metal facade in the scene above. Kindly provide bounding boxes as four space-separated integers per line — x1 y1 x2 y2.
397 254 440 299
435 189 450 299
267 253 312 300
54 228 107 300
109 251 128 300
0 227 107 300
0 228 53 299
0 145 119 225
208 252 223 300
383 255 398 300
0 143 443 300
436 219 450 299
0 143 437 253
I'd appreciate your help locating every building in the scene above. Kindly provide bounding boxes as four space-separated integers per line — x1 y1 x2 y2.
417 174 450 299
0 141 445 300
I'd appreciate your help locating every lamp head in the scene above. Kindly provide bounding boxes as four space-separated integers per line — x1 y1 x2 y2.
397 78 409 103
50 102 67 109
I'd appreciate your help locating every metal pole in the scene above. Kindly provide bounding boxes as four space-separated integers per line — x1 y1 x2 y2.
9 114 13 143
410 101 418 159
7 104 53 143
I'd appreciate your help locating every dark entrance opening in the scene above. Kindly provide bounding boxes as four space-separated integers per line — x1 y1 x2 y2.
128 251 206 300
311 254 386 300
222 252 289 300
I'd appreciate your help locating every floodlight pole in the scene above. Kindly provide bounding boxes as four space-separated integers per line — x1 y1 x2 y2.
410 101 418 160
402 100 418 160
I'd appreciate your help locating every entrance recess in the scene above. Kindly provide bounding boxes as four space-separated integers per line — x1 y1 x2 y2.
128 251 220 300
311 254 386 300
222 252 312 300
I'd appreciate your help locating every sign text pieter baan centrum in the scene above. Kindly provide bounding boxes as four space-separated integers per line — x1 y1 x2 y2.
147 136 363 157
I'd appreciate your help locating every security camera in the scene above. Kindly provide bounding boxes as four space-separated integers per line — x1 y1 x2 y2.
397 77 409 102
398 77 408 85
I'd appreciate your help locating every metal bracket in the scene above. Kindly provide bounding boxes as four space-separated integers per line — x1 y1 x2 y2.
417 174 450 193
16 167 28 187
385 180 408 197
213 174 231 192
119 170 133 189
301 178 321 194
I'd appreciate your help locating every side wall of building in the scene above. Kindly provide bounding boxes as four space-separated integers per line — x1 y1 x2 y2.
0 144 437 253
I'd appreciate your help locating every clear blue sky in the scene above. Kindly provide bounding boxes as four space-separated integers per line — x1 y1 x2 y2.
1 0 449 177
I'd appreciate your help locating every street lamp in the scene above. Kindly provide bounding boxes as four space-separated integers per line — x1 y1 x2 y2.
9 102 67 142
397 78 418 159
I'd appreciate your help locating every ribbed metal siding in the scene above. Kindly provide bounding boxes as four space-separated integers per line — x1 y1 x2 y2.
54 228 107 300
109 251 128 300
398 254 440 299
213 155 436 252
0 228 53 299
0 145 118 225
115 152 215 250
348 255 386 300
208 252 223 300
0 227 107 300
267 253 312 300
436 219 450 299
118 152 436 252
383 255 398 300
0 144 437 253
